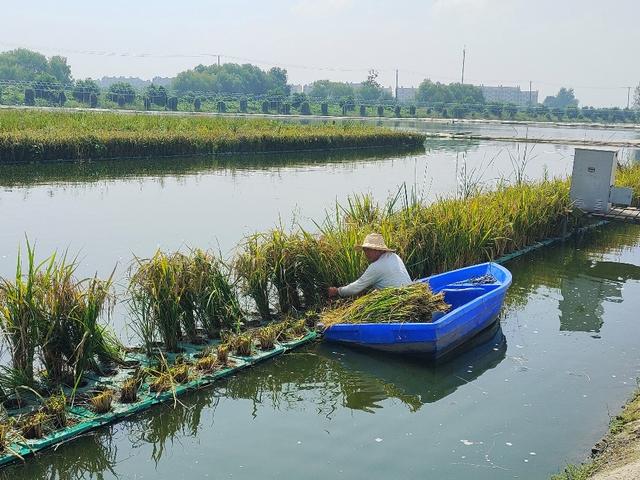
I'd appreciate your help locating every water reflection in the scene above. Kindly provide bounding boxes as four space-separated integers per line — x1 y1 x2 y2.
225 323 506 415
0 429 118 480
506 223 640 332
127 393 219 465
0 143 467 188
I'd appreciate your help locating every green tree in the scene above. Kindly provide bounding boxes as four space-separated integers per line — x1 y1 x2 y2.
307 80 355 100
543 87 579 109
415 79 484 105
48 55 72 84
73 79 100 103
0 49 71 84
107 82 136 104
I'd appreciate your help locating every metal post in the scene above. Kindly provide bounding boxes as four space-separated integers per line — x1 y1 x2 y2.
395 69 399 101
461 46 466 84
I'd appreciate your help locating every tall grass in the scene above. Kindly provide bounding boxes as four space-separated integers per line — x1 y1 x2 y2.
0 243 121 389
0 110 426 163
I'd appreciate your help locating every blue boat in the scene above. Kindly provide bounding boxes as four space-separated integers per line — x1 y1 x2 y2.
322 262 512 359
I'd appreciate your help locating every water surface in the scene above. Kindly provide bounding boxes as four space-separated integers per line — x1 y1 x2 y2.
3 223 639 479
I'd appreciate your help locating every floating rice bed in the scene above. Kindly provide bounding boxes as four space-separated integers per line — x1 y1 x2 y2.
0 110 426 163
0 330 317 467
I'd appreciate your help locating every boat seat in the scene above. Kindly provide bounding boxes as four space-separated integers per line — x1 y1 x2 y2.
440 287 487 309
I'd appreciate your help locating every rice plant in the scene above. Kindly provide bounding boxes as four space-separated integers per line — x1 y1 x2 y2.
89 390 114 414
0 110 426 163
216 344 229 366
235 235 272 321
254 324 278 350
187 249 244 337
320 283 450 328
0 243 121 389
19 411 50 439
129 251 185 353
43 392 67 429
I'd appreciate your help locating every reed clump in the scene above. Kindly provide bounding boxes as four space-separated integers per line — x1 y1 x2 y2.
321 283 451 329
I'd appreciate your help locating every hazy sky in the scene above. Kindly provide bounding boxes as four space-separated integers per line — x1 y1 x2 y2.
2 0 639 107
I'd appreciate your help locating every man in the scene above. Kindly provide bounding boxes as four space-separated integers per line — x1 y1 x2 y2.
328 233 412 298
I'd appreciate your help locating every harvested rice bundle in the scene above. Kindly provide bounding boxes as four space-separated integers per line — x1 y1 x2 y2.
321 283 450 328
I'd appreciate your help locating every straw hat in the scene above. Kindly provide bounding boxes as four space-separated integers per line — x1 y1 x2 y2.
357 233 395 252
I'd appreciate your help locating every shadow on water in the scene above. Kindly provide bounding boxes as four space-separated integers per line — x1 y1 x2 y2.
505 222 640 333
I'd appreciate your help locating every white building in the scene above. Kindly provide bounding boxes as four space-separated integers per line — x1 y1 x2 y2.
396 86 417 103
479 85 538 106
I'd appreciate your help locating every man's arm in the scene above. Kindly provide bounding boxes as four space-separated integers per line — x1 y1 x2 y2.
337 263 380 297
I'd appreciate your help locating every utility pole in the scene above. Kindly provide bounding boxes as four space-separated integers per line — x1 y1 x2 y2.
395 69 399 101
529 80 532 106
217 55 221 67
461 46 466 84
627 86 631 109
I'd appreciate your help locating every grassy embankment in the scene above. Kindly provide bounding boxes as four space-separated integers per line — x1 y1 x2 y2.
0 110 426 163
552 390 640 480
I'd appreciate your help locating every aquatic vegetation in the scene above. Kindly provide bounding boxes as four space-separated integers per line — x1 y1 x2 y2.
223 331 254 357
129 251 185 353
216 344 229 366
320 283 450 329
235 235 272 320
254 324 278 350
120 378 140 404
278 319 309 341
195 351 218 374
0 110 426 163
19 411 49 439
186 249 244 337
129 249 244 353
0 243 121 389
43 392 67 429
89 390 114 414
150 364 191 393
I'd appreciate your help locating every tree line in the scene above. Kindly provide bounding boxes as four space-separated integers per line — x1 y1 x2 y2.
2 48 639 124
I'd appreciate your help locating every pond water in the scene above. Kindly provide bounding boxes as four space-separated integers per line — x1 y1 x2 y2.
2 223 639 479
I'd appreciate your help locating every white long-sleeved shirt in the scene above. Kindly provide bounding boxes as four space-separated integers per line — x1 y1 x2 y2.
338 252 412 297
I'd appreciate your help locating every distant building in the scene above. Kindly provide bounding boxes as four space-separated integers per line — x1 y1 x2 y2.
396 86 417 103
289 84 303 94
479 85 538 106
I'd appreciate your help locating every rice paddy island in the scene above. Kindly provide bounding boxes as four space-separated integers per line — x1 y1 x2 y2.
1 106 640 480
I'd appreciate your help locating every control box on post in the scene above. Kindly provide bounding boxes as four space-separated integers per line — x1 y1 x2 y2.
569 148 626 213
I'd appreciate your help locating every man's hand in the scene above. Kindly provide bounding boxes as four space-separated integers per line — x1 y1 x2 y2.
328 287 339 298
